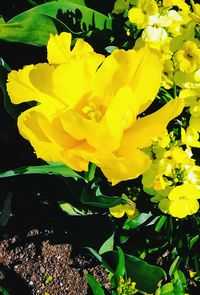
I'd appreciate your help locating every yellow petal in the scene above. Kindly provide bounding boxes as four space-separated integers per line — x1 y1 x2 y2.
47 32 72 64
52 54 104 107
47 32 95 65
99 148 151 185
109 205 125 218
129 46 163 114
6 63 64 111
17 107 64 163
121 97 184 150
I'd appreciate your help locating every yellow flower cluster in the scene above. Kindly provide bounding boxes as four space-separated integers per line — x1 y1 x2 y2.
117 276 137 295
128 0 200 90
142 132 200 218
6 32 184 185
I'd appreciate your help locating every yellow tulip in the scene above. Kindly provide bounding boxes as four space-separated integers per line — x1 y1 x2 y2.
7 32 184 185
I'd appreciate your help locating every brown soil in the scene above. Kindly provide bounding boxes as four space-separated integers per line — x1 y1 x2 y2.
0 228 110 294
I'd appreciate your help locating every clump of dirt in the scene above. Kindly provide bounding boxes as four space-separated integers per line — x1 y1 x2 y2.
0 229 110 295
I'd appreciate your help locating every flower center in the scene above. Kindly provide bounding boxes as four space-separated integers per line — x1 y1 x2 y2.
82 101 102 122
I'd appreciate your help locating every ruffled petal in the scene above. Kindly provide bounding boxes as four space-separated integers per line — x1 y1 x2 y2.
47 32 94 64
7 63 64 111
99 149 151 185
121 97 184 150
47 32 72 64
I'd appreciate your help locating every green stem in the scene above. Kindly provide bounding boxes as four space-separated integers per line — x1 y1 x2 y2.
85 162 96 182
173 84 177 99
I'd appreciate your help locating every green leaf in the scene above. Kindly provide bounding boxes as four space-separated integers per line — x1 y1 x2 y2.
173 270 187 295
0 17 5 24
0 14 63 46
159 282 174 294
189 235 199 249
81 187 127 208
99 232 115 255
0 57 23 119
169 256 180 277
0 163 82 179
123 212 152 230
58 201 90 216
114 247 126 286
85 274 105 295
112 0 130 14
0 1 112 46
0 286 10 295
102 251 166 293
155 215 167 232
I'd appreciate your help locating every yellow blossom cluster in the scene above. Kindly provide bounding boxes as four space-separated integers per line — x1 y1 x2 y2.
142 132 200 218
128 0 200 90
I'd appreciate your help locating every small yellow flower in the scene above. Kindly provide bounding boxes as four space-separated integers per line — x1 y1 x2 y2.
167 183 200 218
189 0 200 24
181 127 200 148
109 194 136 218
178 89 200 107
173 40 200 73
174 68 200 89
128 0 158 29
163 0 190 12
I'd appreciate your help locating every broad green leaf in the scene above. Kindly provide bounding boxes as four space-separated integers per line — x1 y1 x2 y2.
99 232 115 255
102 251 166 293
0 163 82 179
123 212 152 230
0 14 65 46
85 274 105 295
81 187 127 208
0 1 112 46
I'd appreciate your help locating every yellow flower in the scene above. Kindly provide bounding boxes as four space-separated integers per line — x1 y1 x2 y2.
7 32 184 185
173 40 200 73
162 183 200 218
178 89 200 107
163 0 190 12
174 68 200 89
109 194 136 218
189 0 200 24
128 0 158 29
181 127 200 148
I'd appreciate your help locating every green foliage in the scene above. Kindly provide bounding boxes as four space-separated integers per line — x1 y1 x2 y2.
85 274 106 295
0 0 112 46
0 163 82 179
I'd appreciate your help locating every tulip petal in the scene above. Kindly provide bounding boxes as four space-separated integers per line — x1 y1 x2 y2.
121 97 184 150
100 149 151 185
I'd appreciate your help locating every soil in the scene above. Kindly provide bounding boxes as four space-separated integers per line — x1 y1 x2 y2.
0 229 110 295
